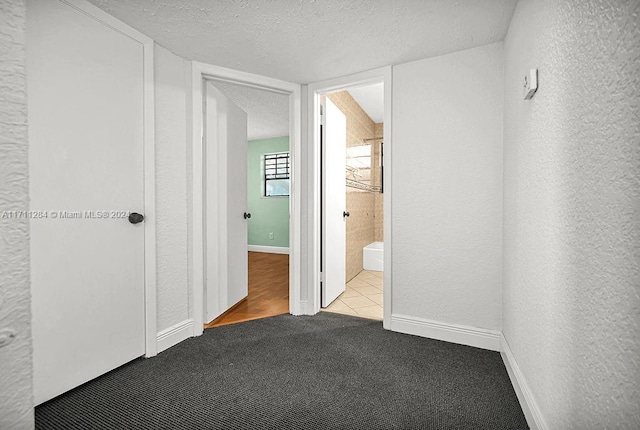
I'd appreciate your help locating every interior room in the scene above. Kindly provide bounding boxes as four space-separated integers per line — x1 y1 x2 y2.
1 1 638 429
321 83 385 320
200 81 291 328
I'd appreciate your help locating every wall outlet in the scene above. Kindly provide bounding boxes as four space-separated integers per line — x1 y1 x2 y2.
269 232 274 240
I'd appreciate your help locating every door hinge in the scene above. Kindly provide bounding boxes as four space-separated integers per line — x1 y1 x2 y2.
320 272 325 282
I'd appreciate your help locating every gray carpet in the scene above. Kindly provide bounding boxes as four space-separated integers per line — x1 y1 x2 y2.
35 312 528 429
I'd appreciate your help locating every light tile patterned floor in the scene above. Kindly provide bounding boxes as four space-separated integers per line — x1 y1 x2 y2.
322 270 383 320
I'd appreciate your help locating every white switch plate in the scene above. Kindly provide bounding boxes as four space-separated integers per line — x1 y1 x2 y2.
524 69 538 100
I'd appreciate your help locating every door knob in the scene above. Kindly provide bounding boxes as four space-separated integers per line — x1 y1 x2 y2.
244 212 251 219
128 212 144 224
343 211 350 218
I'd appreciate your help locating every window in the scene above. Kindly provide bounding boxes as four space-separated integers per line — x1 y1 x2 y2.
264 152 290 197
346 144 372 190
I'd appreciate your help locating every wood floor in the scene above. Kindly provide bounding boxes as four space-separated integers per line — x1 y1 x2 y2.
204 251 289 328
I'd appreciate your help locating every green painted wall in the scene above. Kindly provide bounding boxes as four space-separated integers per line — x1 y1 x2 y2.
247 136 290 247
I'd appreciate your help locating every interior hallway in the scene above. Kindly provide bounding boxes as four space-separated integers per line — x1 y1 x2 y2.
205 252 289 328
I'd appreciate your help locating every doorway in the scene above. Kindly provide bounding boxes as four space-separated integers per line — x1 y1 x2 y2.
308 67 392 329
201 80 291 328
319 84 385 320
189 62 302 335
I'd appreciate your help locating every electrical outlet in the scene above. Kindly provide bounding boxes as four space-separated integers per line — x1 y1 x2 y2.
268 232 274 240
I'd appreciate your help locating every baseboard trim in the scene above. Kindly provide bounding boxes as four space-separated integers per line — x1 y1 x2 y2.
157 319 194 353
248 245 290 254
390 314 500 351
500 334 547 430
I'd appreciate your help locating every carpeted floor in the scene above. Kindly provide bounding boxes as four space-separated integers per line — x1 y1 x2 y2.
36 313 528 429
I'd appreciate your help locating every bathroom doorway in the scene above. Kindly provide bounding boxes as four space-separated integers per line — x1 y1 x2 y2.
320 82 386 321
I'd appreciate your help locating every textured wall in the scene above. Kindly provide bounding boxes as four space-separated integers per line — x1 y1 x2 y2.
326 91 379 282
503 0 640 427
0 0 34 428
154 44 190 332
392 42 504 331
299 84 310 307
248 137 290 248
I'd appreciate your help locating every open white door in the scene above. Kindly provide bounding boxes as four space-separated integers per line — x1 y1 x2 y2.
204 83 249 322
28 0 146 405
321 98 347 307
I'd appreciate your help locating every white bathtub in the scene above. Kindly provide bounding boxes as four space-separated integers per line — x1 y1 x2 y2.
363 241 384 272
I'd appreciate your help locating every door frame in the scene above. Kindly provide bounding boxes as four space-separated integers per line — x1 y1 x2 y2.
57 0 158 357
308 67 392 328
189 62 302 335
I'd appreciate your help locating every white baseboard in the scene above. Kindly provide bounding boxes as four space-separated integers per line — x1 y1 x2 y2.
500 334 547 430
390 314 501 351
156 319 194 353
248 245 289 254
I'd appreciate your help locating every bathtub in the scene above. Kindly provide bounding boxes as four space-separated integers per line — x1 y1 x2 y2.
363 241 384 272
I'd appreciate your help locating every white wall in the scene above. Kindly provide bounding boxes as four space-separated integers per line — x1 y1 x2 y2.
0 0 34 428
154 44 190 332
503 0 640 428
300 84 310 307
392 42 504 334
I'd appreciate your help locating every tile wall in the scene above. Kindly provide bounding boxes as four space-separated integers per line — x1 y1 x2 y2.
326 91 382 282
373 122 384 242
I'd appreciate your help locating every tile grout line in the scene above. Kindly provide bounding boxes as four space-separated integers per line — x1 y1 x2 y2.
323 270 384 319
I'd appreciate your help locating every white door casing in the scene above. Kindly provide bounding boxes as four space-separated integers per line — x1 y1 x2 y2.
321 98 347 307
204 82 249 322
189 62 301 334
28 0 150 405
308 67 392 327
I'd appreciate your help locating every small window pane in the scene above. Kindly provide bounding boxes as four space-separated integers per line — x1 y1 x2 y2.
266 179 289 197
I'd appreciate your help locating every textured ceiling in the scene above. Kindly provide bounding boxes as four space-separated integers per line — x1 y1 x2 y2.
87 0 518 84
212 81 289 141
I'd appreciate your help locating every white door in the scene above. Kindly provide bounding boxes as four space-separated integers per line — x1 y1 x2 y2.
28 0 145 405
204 83 249 322
321 98 347 307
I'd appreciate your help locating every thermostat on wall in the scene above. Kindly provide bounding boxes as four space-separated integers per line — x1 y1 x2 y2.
523 69 538 100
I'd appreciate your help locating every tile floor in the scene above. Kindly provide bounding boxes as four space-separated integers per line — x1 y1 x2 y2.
322 270 383 320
